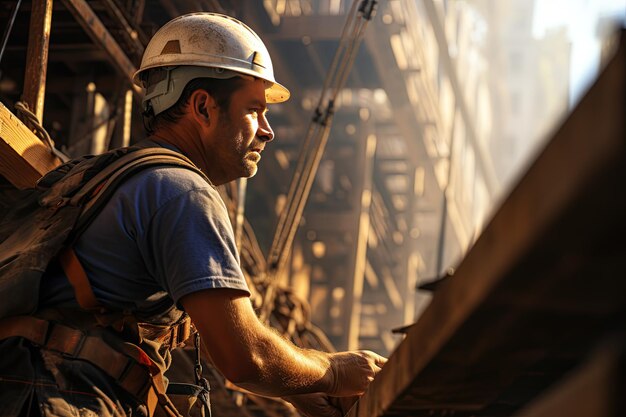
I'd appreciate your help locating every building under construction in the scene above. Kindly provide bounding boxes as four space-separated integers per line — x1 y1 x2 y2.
0 0 625 416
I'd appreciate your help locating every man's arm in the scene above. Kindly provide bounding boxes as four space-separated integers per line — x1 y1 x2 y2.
181 288 386 398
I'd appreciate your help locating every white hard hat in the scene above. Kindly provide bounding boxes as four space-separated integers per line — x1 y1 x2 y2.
134 13 290 115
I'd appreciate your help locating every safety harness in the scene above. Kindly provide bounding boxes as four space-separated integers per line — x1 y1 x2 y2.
0 315 186 414
0 146 212 416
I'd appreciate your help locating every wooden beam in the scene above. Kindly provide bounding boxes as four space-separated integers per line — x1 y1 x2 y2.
0 102 61 189
131 0 146 25
23 0 53 122
348 30 626 417
61 0 139 91
100 0 146 54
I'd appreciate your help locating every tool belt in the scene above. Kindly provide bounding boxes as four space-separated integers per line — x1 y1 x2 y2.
0 315 209 417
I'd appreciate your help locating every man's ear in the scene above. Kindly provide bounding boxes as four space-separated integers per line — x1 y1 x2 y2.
190 89 216 125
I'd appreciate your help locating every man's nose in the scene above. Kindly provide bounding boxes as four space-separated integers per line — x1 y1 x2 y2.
258 113 274 142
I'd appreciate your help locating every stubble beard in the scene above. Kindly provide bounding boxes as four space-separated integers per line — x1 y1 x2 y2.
242 153 259 178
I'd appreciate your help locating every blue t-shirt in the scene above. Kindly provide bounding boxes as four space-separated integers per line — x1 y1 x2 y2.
40 162 250 317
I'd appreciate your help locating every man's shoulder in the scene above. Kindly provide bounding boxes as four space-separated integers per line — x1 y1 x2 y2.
100 163 221 220
138 164 210 188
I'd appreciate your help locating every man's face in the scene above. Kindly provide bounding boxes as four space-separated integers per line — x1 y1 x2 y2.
210 78 274 183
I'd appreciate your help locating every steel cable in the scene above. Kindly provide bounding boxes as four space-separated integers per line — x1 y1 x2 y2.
269 3 375 271
268 1 375 270
268 0 370 269
261 0 377 322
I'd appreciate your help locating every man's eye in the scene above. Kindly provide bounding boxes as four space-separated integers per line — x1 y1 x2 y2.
249 108 268 118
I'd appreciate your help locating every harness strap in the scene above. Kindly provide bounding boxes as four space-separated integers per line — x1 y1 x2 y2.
138 316 193 350
58 248 103 311
71 149 207 208
0 315 182 417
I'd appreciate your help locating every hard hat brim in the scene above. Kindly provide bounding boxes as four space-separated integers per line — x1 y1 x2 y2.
266 81 290 104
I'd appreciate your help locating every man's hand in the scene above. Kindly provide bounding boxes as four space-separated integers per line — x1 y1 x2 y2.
327 350 387 396
287 351 385 416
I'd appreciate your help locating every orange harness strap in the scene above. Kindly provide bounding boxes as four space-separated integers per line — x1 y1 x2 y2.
58 248 103 311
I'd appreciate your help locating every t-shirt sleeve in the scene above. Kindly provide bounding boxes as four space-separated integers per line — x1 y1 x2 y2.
138 185 250 304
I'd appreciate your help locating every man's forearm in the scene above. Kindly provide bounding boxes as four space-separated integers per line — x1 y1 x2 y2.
229 322 334 396
183 289 384 398
184 289 334 396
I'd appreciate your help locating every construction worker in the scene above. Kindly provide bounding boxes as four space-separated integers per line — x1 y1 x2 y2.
0 13 385 417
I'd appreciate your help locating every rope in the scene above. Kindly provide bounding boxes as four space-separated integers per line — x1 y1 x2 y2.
14 101 69 162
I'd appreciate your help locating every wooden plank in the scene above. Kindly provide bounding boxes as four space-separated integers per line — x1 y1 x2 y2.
61 0 138 90
23 0 53 122
0 102 61 189
348 30 626 417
